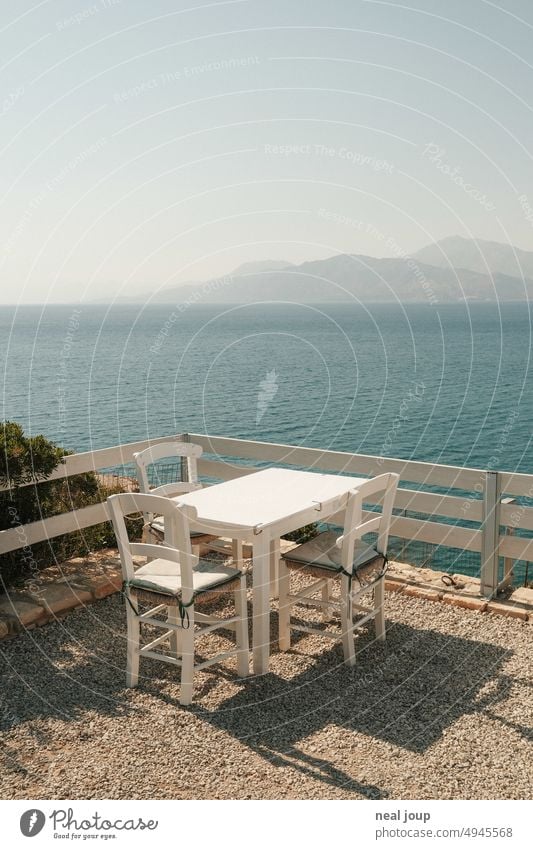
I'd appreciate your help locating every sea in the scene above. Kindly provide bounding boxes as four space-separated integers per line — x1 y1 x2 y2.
1 302 532 580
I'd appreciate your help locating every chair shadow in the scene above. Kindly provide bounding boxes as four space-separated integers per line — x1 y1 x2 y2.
253 743 388 798
0 595 522 799
192 615 515 739
148 606 519 797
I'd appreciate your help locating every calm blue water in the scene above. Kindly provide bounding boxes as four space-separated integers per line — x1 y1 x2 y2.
1 302 532 579
1 302 531 471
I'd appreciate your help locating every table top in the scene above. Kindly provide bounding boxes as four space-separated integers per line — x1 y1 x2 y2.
176 467 366 532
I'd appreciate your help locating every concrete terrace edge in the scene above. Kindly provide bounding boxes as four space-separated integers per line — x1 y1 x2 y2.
0 545 532 640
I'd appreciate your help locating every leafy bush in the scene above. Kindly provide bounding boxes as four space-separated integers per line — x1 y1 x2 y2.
0 422 138 590
282 523 319 544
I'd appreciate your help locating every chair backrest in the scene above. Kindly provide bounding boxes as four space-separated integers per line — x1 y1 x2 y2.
133 441 203 493
338 473 399 574
133 442 203 523
107 492 197 596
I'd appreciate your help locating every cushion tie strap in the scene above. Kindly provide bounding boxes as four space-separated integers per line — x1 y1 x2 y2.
122 583 139 616
122 581 195 629
339 553 388 595
176 596 195 629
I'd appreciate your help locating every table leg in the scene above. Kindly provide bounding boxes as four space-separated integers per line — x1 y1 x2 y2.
269 537 280 599
252 531 271 675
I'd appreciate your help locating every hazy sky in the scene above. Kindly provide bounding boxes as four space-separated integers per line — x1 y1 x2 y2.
1 0 533 303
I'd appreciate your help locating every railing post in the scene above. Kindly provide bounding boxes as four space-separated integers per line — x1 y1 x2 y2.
480 471 500 597
181 432 191 483
500 496 516 589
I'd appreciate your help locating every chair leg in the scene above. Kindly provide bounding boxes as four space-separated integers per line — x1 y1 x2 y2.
234 576 249 677
340 575 356 666
374 577 386 641
125 602 140 687
180 612 195 706
167 605 182 659
278 559 291 651
321 579 331 622
232 538 243 571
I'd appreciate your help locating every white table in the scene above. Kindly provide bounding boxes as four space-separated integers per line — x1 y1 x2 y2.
177 467 367 675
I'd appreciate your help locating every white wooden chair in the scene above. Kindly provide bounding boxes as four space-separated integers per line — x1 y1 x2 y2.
107 492 249 706
278 473 399 665
133 441 216 550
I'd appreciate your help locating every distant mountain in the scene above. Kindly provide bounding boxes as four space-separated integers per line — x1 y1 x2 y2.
415 236 533 281
101 260 294 304
229 259 293 276
101 237 533 304
137 250 533 304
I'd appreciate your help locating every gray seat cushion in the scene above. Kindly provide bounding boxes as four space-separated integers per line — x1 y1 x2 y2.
129 558 240 598
149 518 208 540
282 530 384 577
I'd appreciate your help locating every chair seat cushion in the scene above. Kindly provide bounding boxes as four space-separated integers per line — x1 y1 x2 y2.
129 558 240 598
149 518 212 541
282 530 384 579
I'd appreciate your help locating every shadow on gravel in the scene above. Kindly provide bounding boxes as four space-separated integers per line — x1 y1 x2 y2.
0 599 136 730
123 609 516 797
183 615 514 796
0 596 516 799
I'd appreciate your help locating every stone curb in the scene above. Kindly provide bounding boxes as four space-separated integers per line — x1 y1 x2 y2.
1 553 532 639
385 571 533 622
0 554 123 639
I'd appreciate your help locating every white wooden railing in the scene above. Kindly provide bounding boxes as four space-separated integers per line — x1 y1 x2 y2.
1 432 532 598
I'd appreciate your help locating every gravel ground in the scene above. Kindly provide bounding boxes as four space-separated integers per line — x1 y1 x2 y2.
0 577 531 800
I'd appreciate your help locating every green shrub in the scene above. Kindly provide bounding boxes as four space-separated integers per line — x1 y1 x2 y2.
0 422 139 590
282 523 319 544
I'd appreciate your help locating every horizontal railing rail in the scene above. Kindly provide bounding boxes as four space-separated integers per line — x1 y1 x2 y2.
191 433 485 490
0 433 186 556
0 431 531 597
0 503 110 555
190 434 533 595
0 433 187 493
194 441 484 551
